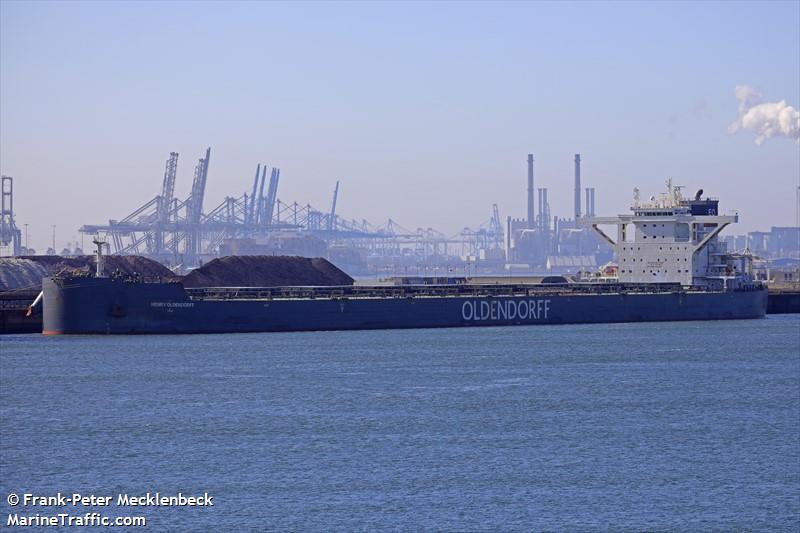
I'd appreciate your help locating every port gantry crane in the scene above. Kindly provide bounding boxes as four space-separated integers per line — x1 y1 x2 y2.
79 149 386 267
0 176 23 256
81 148 213 266
79 148 504 270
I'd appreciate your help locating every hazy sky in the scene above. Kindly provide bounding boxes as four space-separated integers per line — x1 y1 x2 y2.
2 0 799 253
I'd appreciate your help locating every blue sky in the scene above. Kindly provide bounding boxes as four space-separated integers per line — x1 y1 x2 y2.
1 1 798 252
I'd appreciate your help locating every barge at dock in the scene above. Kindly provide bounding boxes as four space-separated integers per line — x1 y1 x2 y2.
41 185 767 334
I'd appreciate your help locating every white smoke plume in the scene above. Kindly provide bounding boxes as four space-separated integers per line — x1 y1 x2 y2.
728 85 800 145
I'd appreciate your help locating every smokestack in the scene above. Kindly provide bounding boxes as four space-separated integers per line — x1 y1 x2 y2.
574 153 581 220
527 154 534 229
585 188 591 218
537 188 543 231
590 188 596 217
505 215 512 254
542 188 549 231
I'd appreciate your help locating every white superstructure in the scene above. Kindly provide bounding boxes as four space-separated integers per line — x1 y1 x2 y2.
582 181 751 288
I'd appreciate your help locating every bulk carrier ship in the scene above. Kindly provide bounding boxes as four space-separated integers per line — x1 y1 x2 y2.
41 185 766 334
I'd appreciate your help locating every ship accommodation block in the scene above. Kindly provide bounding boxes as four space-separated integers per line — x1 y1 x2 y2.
584 199 738 286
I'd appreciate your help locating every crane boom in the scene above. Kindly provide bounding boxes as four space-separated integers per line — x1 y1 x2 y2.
188 147 211 224
256 165 268 225
158 152 178 224
264 168 280 226
328 181 340 230
249 164 260 225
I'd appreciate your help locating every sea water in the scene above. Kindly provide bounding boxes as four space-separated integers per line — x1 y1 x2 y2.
1 316 798 530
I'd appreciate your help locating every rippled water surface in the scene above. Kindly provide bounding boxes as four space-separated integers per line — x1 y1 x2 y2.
2 316 799 531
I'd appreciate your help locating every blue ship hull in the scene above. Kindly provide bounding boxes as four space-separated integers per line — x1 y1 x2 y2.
42 277 768 335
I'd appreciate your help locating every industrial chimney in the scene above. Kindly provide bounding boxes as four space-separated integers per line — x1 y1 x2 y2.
585 188 591 218
537 188 544 231
527 154 534 229
574 153 581 220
